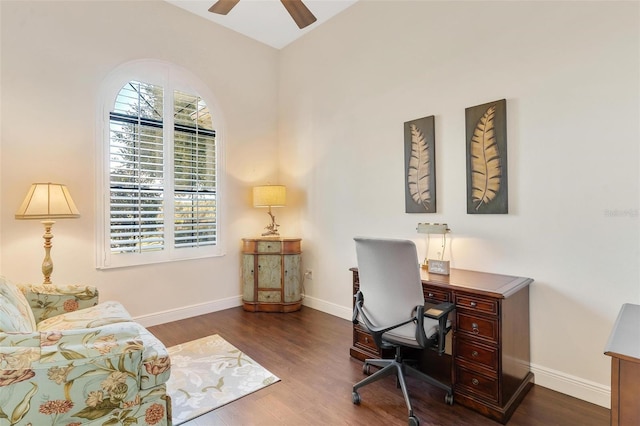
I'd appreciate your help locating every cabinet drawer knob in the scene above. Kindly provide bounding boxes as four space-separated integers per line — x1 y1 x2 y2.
472 350 479 357
365 337 369 343
472 378 479 386
472 323 479 334
470 301 477 307
428 292 434 297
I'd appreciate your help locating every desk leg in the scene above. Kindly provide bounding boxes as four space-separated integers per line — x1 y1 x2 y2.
611 358 619 426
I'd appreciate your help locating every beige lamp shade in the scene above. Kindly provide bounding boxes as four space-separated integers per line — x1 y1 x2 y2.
15 183 80 220
253 185 286 208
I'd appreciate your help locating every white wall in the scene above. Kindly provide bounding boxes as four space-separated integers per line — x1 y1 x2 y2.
279 1 639 407
0 1 279 320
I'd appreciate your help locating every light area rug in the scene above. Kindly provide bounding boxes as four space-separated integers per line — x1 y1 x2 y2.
166 334 280 425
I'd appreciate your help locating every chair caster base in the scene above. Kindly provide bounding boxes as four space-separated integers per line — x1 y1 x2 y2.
352 391 361 405
445 393 454 405
409 415 420 426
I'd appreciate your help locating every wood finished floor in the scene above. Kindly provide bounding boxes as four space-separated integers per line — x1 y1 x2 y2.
147 307 609 426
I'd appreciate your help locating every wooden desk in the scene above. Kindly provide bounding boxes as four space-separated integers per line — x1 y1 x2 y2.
350 267 534 424
604 303 640 426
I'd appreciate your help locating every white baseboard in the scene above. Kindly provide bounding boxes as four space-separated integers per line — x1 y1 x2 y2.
530 363 611 408
133 296 611 409
133 295 242 328
302 295 352 321
133 295 346 328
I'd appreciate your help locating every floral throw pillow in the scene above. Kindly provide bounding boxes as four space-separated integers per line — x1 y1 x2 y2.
0 276 36 332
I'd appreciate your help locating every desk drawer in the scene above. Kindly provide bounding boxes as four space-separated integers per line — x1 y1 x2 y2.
354 327 378 352
456 365 499 403
455 294 498 316
457 312 499 343
424 287 451 304
455 338 498 372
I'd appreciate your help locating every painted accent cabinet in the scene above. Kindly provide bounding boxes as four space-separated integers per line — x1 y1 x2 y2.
241 238 302 312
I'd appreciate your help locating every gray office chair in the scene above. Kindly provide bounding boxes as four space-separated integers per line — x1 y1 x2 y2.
351 237 455 426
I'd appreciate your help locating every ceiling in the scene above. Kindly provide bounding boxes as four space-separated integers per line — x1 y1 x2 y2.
166 0 358 49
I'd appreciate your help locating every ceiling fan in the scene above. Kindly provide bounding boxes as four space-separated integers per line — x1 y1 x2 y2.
208 0 317 29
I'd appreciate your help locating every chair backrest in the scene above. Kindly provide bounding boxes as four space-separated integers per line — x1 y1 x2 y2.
354 237 425 329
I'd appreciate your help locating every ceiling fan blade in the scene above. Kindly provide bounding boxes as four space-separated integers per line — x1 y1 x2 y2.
280 0 317 29
208 0 240 15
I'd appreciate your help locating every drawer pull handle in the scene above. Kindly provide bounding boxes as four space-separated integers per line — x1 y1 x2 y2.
428 293 434 297
472 378 479 386
472 323 479 334
365 337 369 343
470 301 477 307
471 350 479 357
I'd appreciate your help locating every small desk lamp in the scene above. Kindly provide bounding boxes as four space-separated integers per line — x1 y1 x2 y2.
417 223 451 275
253 185 286 237
15 183 80 284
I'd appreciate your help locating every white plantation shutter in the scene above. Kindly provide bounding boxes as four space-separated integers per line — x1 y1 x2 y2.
109 81 165 253
103 74 220 267
173 91 217 248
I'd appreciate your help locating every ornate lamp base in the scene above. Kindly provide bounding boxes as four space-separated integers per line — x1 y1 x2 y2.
261 207 280 236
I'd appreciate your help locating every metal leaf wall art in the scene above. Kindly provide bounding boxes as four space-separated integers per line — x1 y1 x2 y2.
408 124 431 208
470 105 500 210
404 116 436 213
466 99 508 214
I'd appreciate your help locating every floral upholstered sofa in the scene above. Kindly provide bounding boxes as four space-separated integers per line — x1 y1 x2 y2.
0 276 172 425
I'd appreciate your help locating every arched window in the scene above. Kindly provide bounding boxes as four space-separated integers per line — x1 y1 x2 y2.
97 60 224 268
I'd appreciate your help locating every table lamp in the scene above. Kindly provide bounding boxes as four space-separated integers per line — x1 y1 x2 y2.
253 185 286 237
417 222 451 275
15 183 80 284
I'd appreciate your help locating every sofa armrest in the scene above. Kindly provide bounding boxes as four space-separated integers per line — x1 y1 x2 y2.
0 331 40 348
0 325 170 425
38 323 144 364
0 339 146 425
19 283 99 324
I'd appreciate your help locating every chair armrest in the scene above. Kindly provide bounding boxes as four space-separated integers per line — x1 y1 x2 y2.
353 291 415 349
19 284 99 323
425 302 455 355
425 302 455 320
